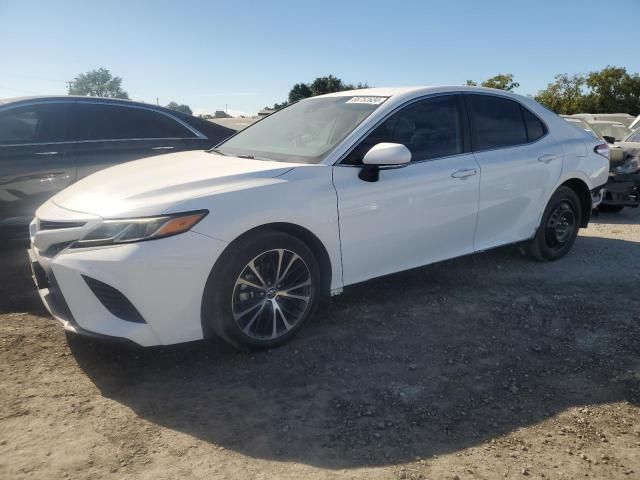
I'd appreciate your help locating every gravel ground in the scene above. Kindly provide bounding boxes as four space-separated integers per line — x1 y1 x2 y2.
1 208 639 480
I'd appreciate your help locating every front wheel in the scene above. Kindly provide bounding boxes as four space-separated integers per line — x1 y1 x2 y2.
527 186 582 261
202 231 321 349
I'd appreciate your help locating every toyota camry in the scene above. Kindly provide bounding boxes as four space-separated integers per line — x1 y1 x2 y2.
28 86 610 348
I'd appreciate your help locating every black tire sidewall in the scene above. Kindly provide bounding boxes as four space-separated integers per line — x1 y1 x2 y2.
534 187 582 261
202 231 321 349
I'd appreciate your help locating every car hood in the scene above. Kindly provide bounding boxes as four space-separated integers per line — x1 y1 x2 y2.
48 151 298 218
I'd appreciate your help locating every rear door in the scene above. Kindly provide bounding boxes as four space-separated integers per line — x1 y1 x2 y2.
0 102 76 230
72 102 203 179
465 94 563 251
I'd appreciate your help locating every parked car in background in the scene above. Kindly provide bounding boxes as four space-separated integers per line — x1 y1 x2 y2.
571 113 636 129
560 115 598 138
0 96 235 237
583 120 632 143
602 127 640 212
28 86 609 349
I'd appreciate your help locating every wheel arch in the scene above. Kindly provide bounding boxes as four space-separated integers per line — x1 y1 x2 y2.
560 178 591 227
215 222 333 298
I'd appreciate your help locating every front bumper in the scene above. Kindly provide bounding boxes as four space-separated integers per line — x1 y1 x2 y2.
29 228 229 347
601 172 640 208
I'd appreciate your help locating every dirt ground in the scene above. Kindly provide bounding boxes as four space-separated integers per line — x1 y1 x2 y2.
1 208 639 480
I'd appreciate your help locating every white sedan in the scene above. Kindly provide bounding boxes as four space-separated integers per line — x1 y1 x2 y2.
29 86 610 348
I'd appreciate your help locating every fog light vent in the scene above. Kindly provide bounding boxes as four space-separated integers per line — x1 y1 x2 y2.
82 276 146 324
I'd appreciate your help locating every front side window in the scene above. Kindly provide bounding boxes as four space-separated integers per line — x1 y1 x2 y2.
0 103 68 145
342 95 464 165
79 104 196 141
215 96 387 164
468 95 528 150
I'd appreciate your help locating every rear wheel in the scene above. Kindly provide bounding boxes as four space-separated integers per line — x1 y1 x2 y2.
202 231 321 349
528 186 581 261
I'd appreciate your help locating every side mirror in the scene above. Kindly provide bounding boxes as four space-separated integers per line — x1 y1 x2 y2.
603 135 616 145
359 143 411 182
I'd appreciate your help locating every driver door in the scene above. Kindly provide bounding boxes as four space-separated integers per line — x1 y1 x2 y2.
332 94 480 286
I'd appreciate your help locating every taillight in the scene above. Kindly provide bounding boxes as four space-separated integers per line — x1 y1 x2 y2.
594 143 609 159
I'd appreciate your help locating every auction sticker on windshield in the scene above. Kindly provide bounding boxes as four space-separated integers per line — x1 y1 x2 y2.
346 96 387 105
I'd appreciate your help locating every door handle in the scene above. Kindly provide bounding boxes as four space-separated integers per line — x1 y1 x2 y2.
35 151 63 156
538 154 558 164
451 168 477 179
152 146 175 150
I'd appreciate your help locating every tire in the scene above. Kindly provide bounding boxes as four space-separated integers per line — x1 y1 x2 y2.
598 204 624 213
202 230 321 349
527 186 582 262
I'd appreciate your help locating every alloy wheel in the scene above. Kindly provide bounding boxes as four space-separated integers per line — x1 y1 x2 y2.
231 249 312 340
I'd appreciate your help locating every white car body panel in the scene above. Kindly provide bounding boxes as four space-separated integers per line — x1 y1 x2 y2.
333 153 480 286
28 86 610 346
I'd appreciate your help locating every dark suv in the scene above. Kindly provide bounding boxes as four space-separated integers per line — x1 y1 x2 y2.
0 96 234 237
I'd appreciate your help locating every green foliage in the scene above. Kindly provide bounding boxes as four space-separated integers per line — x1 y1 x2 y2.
482 73 519 91
166 102 193 115
534 74 587 114
67 68 129 99
274 75 369 109
464 74 519 91
535 67 640 115
288 83 313 103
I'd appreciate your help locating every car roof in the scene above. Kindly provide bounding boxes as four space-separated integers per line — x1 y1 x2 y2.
0 95 195 118
317 85 526 99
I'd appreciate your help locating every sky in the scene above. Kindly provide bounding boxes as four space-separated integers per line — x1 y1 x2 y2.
1 0 638 116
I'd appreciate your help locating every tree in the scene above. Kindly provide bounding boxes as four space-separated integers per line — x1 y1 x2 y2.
166 102 192 115
481 73 519 91
534 74 587 114
583 66 640 115
310 75 345 96
273 75 370 110
465 80 478 87
534 67 640 116
67 68 129 99
288 83 313 103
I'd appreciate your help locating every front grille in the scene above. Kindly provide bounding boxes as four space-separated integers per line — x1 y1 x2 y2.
39 220 86 230
82 276 146 324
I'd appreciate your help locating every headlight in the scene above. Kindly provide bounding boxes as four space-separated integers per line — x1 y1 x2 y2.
70 210 208 248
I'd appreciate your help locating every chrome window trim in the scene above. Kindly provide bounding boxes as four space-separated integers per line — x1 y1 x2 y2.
0 99 206 146
333 91 551 166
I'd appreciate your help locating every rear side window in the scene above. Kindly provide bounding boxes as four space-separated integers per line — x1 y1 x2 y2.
522 107 546 142
79 104 196 141
468 95 527 150
342 95 464 164
0 103 69 145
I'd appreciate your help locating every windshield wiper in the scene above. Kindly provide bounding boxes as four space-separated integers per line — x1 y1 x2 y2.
237 154 255 159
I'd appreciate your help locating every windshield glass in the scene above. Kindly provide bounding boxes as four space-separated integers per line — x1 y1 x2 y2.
590 123 632 142
627 129 640 142
214 96 387 163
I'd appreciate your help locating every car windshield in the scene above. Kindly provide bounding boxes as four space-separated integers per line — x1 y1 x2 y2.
626 129 640 142
590 123 632 142
213 96 387 164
